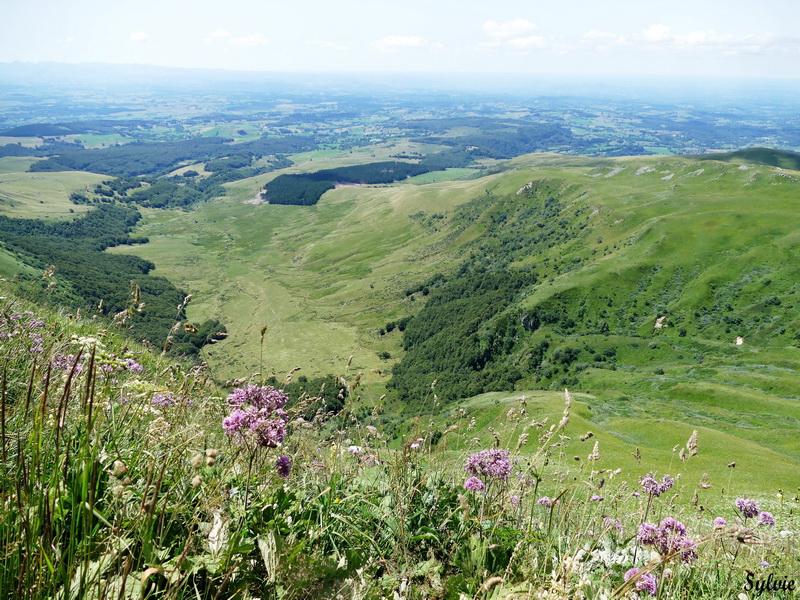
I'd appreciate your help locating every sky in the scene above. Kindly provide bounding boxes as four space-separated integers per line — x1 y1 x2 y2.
2 0 800 80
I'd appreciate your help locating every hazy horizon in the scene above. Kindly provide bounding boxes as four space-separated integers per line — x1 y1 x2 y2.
2 0 800 80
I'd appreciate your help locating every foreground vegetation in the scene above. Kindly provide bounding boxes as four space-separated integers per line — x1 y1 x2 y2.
1 289 796 599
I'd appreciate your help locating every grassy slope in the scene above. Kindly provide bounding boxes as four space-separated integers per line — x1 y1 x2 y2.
419 388 800 494
0 160 107 276
107 150 800 492
0 160 104 220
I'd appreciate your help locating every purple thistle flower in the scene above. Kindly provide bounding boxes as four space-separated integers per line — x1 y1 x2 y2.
660 517 687 536
226 384 288 411
713 517 727 528
29 333 44 353
464 476 485 491
276 455 291 477
465 449 512 480
735 498 760 519
52 354 83 373
624 568 658 596
676 536 698 565
758 511 776 527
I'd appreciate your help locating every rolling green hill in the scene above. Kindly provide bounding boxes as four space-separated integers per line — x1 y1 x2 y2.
1 147 797 488
102 149 800 488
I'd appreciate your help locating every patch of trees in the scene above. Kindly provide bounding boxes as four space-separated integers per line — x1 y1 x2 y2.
0 139 84 158
205 153 254 172
388 270 535 407
0 205 222 356
413 123 579 159
264 160 447 206
0 119 151 137
28 137 233 177
269 374 348 420
26 134 316 178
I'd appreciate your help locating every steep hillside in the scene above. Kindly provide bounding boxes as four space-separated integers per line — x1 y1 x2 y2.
111 151 800 478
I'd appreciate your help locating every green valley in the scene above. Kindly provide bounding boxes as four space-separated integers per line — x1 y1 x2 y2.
98 149 800 489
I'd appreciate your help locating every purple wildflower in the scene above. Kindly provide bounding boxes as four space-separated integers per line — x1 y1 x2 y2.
222 385 289 449
638 518 697 564
735 498 760 519
410 443 420 450
52 354 83 373
758 511 776 527
465 449 512 481
640 473 674 497
624 568 658 596
637 522 660 546
604 516 624 533
347 445 363 455
590 494 604 502
152 393 176 407
251 418 286 448
226 384 288 411
464 476 485 491
126 358 143 373
713 517 727 528
510 495 520 507
222 409 248 434
537 496 557 508
276 455 292 477
29 333 44 353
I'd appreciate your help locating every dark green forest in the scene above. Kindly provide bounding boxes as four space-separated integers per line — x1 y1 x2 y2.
388 269 535 408
264 161 433 206
26 135 315 177
263 153 477 206
0 205 224 355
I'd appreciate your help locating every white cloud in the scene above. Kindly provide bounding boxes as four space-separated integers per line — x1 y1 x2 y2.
482 18 537 40
373 35 427 53
576 25 791 58
582 29 626 46
129 31 150 42
641 24 672 43
480 18 546 53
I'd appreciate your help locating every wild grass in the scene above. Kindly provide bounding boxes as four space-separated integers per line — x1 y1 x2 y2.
0 290 797 599
0 168 104 220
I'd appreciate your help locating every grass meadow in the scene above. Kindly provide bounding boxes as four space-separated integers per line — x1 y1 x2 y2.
0 292 796 599
0 161 104 220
